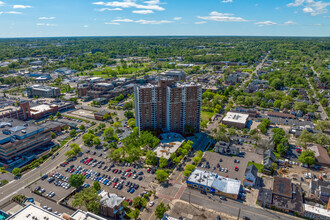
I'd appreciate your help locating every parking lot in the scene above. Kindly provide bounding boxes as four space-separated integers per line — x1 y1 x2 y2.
31 148 158 209
199 151 263 182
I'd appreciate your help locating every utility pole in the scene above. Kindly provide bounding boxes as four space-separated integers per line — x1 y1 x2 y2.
237 208 241 220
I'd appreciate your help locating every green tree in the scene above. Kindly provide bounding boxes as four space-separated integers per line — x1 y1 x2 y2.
128 118 136 128
79 124 86 131
130 209 140 220
155 202 170 219
12 167 21 176
103 127 114 141
69 174 85 188
320 98 329 107
70 129 77 137
113 122 121 128
65 150 76 158
183 164 196 177
227 127 237 137
298 130 315 148
196 150 203 158
273 100 282 108
83 133 95 145
298 149 316 165
124 111 134 119
192 156 201 165
145 151 157 165
132 197 144 209
49 115 54 121
51 132 56 139
93 137 101 146
56 112 62 118
271 78 284 90
93 181 101 191
159 157 168 168
72 188 101 214
155 170 169 183
276 144 286 156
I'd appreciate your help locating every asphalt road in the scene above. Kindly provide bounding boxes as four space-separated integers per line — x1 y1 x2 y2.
180 188 301 220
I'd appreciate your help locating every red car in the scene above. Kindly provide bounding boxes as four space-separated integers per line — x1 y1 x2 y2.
235 166 239 171
296 149 302 152
126 169 131 172
128 173 132 177
147 168 150 173
113 183 117 188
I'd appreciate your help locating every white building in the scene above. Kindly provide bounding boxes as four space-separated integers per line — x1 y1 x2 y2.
304 204 330 220
222 112 249 129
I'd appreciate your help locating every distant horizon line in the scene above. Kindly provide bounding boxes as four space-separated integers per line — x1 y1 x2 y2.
0 34 329 39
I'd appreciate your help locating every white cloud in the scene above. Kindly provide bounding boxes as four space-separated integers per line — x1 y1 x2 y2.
132 9 153 14
197 11 249 22
6 11 22 14
283 20 297 25
97 7 122 11
195 21 207 24
287 0 330 16
314 23 322 26
255 21 277 27
83 25 89 28
275 7 280 10
105 22 120 25
323 15 330 18
111 18 173 24
0 11 3 15
36 23 57 26
0 1 4 7
221 0 233 3
173 17 182 20
39 17 56 20
92 0 165 11
13 5 32 9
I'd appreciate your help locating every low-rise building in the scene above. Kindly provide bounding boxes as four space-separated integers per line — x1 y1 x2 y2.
186 169 241 200
304 204 330 220
308 145 330 166
159 70 187 81
257 177 304 216
243 164 258 187
222 112 249 129
153 133 185 159
266 111 296 119
263 149 276 174
99 191 125 218
310 180 330 203
0 118 53 168
26 85 60 98
94 110 111 121
214 141 239 155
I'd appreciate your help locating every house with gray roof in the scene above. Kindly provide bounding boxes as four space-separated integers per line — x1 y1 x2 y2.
99 191 125 218
243 164 258 187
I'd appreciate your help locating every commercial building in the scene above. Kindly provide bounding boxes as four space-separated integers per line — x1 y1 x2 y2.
7 203 107 220
214 141 239 155
135 78 201 133
257 177 304 216
0 118 53 167
159 70 187 81
94 110 111 121
186 169 241 200
26 85 60 98
304 204 330 220
221 112 249 129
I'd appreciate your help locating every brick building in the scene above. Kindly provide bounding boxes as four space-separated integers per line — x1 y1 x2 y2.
134 78 201 133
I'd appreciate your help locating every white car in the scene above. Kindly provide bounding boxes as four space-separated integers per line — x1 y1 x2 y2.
149 201 154 207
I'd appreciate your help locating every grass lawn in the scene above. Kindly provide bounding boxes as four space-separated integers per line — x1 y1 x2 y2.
247 161 264 172
201 111 214 122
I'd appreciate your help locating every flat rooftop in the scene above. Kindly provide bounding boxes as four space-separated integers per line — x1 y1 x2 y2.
304 204 330 217
222 112 249 124
153 133 185 159
30 104 56 115
7 204 63 220
71 210 107 220
273 176 292 198
188 169 241 195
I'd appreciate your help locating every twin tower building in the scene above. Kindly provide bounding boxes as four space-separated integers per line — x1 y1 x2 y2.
134 70 202 133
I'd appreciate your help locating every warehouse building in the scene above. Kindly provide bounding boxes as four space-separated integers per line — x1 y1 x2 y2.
186 169 241 199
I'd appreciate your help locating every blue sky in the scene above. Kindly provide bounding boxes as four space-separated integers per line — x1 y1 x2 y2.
0 0 329 37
